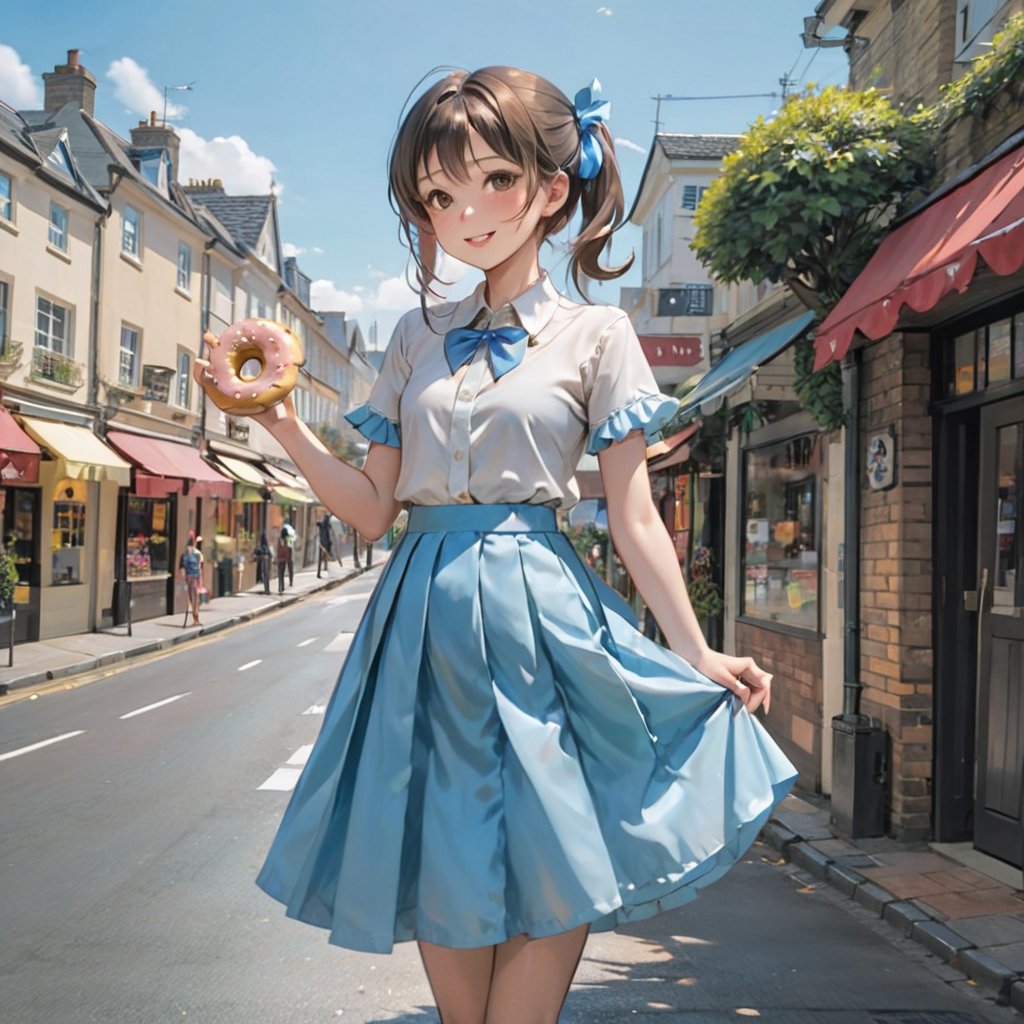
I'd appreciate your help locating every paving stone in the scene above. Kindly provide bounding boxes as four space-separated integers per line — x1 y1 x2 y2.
809 837 861 857
918 888 1024 920
826 861 865 897
980 939 1024 972
952 913 1024 947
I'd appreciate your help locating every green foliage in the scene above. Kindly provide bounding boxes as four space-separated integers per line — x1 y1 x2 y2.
693 86 932 309
564 522 607 575
794 334 846 431
928 12 1024 132
0 547 18 611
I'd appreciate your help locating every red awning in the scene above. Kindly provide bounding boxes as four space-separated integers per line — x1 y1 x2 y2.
815 143 1024 370
0 407 41 484
647 424 701 471
107 430 232 499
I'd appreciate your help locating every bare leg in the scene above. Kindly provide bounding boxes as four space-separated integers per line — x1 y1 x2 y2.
485 925 589 1024
418 941 495 1024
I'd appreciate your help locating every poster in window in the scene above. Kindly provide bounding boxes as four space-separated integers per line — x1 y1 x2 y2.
152 501 166 532
674 475 691 533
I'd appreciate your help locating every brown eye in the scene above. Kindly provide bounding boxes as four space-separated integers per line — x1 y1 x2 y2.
488 172 517 191
426 190 452 211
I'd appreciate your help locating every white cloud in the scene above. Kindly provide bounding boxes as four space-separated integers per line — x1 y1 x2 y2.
282 242 304 258
0 45 42 108
614 137 646 155
177 127 277 194
107 57 187 119
311 246 325 255
311 279 367 313
596 6 613 14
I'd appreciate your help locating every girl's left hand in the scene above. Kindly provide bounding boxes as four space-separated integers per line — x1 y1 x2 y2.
689 648 772 715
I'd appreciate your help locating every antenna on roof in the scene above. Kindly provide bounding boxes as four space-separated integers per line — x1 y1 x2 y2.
162 82 195 126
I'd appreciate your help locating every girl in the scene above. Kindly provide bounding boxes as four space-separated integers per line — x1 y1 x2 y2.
199 67 796 1024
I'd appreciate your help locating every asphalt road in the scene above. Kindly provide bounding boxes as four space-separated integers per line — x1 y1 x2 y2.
0 569 1016 1024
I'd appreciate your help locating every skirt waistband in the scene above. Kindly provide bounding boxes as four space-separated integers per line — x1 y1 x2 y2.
406 504 558 534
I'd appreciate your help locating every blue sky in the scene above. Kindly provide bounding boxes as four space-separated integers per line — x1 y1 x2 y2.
1 1 849 346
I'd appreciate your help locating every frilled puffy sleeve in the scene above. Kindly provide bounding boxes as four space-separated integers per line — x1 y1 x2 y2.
343 317 410 448
585 315 679 455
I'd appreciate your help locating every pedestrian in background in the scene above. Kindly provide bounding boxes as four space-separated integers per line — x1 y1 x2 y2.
317 512 334 578
254 533 273 595
179 536 203 626
281 518 296 586
274 530 291 594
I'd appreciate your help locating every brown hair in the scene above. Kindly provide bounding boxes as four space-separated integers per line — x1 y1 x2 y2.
388 66 633 301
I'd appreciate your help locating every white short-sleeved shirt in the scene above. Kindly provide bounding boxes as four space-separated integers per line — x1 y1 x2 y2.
345 273 678 510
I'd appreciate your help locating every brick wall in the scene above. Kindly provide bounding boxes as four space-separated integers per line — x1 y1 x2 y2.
849 0 957 106
858 332 934 840
735 621 822 791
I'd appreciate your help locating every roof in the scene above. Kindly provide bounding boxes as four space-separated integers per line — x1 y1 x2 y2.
657 134 741 161
0 100 43 165
187 192 273 251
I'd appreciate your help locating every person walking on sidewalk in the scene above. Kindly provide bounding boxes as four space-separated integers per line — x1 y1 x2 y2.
280 518 296 586
254 533 273 595
274 530 291 594
317 513 334 578
179 537 203 626
196 65 793 1024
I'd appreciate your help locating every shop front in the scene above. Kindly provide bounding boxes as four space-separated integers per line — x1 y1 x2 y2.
17 416 132 639
813 136 1024 849
0 407 42 644
106 430 232 622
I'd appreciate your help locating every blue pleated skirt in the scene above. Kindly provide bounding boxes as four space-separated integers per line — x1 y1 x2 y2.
256 503 797 953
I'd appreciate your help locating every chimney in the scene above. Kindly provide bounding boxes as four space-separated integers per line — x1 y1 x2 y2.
42 49 97 117
130 111 182 185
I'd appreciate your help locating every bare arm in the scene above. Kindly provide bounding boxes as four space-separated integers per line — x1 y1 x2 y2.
194 365 402 540
598 433 771 713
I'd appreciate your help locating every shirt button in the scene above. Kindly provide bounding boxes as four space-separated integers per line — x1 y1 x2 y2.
454 450 465 461
459 389 472 401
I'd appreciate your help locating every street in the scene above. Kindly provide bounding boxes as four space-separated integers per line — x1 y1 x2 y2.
0 570 1015 1024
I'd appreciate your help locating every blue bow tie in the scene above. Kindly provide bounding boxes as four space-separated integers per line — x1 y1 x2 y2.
444 325 529 380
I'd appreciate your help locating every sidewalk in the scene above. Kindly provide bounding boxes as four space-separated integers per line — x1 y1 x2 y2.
0 552 388 696
766 791 1024 1012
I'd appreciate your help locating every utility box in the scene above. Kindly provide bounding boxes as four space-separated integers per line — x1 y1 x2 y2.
831 714 887 838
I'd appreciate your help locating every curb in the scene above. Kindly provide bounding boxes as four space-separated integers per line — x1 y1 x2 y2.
763 814 1023 1008
0 567 365 696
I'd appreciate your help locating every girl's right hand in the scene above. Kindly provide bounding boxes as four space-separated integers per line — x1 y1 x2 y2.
192 357 299 432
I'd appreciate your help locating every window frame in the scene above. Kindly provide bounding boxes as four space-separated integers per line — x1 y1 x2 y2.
35 294 71 355
0 172 12 222
177 241 192 292
119 323 141 388
121 205 141 260
48 202 69 251
176 348 191 408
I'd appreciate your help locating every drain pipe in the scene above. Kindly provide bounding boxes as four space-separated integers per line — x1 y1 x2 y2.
842 348 862 716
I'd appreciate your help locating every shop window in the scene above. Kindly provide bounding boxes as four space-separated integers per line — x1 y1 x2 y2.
741 434 820 631
945 316 1024 396
52 483 86 585
126 497 170 577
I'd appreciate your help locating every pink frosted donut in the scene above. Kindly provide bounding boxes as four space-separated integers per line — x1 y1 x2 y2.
201 318 305 415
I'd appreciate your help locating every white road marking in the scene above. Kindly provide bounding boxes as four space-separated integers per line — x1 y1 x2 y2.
119 693 191 720
258 767 302 791
296 638 317 648
302 704 326 716
287 744 313 766
324 594 367 606
0 730 86 762
324 632 355 652
238 659 263 672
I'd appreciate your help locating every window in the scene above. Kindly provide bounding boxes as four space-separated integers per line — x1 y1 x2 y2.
125 497 170 578
122 205 140 258
657 285 714 317
177 242 192 292
53 486 87 585
46 141 75 181
119 324 140 387
48 202 68 251
0 173 11 221
36 296 70 354
741 434 820 631
944 313 1024 396
681 185 708 211
247 293 271 319
176 349 191 408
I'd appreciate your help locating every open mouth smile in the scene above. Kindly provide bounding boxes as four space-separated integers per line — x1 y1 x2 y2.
464 232 495 247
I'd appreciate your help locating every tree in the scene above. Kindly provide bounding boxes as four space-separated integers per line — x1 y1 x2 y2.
692 86 932 312
691 87 932 429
